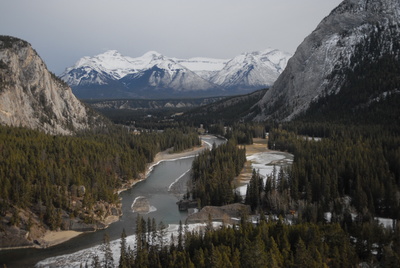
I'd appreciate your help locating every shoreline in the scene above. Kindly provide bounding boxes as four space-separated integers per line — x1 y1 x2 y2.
0 138 268 251
30 138 210 250
118 138 209 195
0 230 84 251
235 138 294 197
37 230 83 248
236 138 270 183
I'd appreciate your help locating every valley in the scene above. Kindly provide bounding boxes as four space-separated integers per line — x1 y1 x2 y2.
0 135 225 267
1 0 400 267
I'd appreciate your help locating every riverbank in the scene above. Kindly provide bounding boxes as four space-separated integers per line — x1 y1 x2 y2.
117 137 210 195
236 138 270 184
151 137 210 168
42 140 210 248
235 138 294 196
38 230 83 248
0 229 83 251
0 140 210 252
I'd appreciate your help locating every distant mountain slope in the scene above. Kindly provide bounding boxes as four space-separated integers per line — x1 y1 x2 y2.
211 49 291 92
60 49 291 99
0 36 103 135
182 89 267 125
86 96 226 110
253 0 400 122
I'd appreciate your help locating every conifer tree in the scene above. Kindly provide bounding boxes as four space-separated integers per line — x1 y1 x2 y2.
102 233 114 268
119 229 128 268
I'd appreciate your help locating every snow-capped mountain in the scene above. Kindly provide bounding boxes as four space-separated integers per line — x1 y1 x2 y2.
253 0 400 121
62 50 175 86
211 49 291 91
60 49 291 99
173 57 229 81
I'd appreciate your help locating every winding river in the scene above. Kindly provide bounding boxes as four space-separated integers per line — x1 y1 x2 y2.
0 136 225 268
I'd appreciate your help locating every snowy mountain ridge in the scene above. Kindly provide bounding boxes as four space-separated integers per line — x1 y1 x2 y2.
211 49 291 90
60 48 291 99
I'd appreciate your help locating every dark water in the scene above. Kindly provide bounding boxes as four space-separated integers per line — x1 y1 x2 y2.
0 136 224 268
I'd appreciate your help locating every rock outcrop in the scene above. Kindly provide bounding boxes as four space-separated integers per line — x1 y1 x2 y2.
254 0 400 121
0 36 102 134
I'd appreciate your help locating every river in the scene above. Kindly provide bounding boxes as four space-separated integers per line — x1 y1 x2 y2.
0 135 225 268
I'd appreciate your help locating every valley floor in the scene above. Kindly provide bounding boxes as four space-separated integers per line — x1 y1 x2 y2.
235 138 294 195
237 138 270 183
34 138 295 267
34 138 211 249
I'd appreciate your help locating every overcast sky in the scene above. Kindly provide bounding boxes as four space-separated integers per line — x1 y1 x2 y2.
1 0 342 74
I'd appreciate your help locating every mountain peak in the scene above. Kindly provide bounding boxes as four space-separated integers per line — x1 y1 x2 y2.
0 35 102 134
102 49 121 55
60 48 292 99
142 51 164 60
334 0 400 14
254 0 400 122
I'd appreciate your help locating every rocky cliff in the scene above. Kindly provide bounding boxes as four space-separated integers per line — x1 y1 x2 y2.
0 36 101 134
254 0 400 121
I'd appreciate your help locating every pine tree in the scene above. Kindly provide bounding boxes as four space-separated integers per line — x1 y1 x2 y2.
119 229 128 268
102 233 114 268
294 238 314 268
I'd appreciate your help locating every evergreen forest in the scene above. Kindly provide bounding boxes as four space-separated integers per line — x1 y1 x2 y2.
3 34 400 267
0 125 200 231
85 48 400 266
96 122 400 268
190 139 246 207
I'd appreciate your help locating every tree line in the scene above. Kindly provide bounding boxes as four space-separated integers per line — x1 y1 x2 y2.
90 215 360 268
239 122 400 265
190 139 246 207
0 125 200 230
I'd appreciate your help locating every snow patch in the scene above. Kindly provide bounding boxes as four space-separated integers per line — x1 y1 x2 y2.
35 222 224 268
238 151 293 196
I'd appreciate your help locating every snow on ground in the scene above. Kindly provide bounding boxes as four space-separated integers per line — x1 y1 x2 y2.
375 217 395 229
237 151 293 196
35 222 223 268
325 212 395 229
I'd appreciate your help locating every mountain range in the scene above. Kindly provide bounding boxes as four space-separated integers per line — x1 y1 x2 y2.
3 0 400 133
60 49 291 99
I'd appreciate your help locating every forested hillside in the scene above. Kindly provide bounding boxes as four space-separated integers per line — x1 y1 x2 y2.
182 89 266 126
267 125 400 216
0 125 200 247
108 123 400 267
302 51 400 126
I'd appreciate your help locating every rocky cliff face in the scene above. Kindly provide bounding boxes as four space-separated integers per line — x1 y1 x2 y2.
0 36 101 134
254 0 400 121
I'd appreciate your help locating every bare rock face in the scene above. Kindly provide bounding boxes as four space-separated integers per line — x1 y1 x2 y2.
0 36 101 134
254 0 400 121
